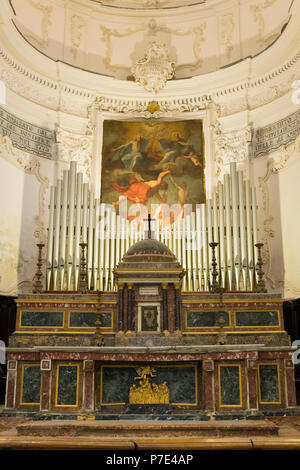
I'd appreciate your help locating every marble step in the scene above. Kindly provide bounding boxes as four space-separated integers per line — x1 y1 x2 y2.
16 419 279 438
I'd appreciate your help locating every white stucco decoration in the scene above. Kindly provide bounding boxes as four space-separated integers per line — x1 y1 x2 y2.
131 42 174 94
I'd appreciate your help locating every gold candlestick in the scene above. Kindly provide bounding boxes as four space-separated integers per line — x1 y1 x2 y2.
254 242 267 293
78 240 88 294
33 242 45 293
209 242 220 293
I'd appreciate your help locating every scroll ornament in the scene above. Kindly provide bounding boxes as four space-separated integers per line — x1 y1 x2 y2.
131 42 175 94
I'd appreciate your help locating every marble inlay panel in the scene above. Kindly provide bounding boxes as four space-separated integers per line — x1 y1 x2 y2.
259 364 280 403
187 311 230 327
235 311 279 327
69 311 112 328
56 365 79 406
21 365 41 404
20 311 64 327
218 365 241 406
101 365 197 405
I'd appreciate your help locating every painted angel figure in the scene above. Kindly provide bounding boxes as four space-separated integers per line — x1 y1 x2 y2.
111 135 148 171
157 132 192 166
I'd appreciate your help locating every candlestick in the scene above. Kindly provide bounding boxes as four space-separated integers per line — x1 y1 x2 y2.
33 243 45 293
78 240 88 294
209 242 220 293
254 242 267 293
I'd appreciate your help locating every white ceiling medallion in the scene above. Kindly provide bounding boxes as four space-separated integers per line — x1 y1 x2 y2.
131 42 175 94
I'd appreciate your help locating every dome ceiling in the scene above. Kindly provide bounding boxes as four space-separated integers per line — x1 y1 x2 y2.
10 0 293 81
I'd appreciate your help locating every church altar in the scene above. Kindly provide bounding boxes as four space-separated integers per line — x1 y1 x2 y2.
5 236 297 417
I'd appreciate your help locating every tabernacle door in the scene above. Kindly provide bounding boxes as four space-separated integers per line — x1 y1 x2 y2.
138 303 161 333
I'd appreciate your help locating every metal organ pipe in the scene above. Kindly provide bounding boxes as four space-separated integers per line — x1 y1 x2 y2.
46 161 260 293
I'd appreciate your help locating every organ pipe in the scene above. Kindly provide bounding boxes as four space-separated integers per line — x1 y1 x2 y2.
46 161 259 292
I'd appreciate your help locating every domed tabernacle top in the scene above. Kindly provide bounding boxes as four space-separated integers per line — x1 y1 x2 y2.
121 238 177 263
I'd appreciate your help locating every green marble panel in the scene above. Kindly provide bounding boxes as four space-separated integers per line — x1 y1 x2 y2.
21 365 41 404
187 311 229 327
21 311 63 327
259 365 280 403
235 311 279 327
56 365 78 406
101 366 196 404
219 365 241 406
69 311 112 328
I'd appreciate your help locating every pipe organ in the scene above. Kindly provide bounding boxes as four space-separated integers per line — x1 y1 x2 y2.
46 161 258 292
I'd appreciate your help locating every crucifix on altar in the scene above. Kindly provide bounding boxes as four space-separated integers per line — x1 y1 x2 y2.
144 212 155 239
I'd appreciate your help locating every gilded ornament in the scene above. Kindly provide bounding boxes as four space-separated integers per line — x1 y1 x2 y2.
147 101 160 114
129 366 170 404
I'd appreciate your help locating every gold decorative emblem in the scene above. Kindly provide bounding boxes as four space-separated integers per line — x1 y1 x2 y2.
147 101 160 114
129 366 170 404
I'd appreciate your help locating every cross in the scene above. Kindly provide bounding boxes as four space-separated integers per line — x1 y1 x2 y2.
143 212 155 239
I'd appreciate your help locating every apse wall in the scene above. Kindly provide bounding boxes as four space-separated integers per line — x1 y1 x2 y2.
0 0 299 299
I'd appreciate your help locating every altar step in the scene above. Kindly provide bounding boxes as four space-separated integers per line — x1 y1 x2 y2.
16 419 279 438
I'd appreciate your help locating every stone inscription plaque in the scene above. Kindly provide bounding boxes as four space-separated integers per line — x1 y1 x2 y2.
0 106 56 159
252 109 300 157
139 287 159 296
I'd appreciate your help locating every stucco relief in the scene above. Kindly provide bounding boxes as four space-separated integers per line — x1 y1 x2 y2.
26 0 53 50
250 0 278 46
70 15 85 59
220 13 235 60
258 160 276 289
100 18 206 76
56 128 93 179
212 122 252 179
89 95 211 121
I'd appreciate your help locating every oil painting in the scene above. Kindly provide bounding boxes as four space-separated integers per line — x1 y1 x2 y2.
100 120 205 221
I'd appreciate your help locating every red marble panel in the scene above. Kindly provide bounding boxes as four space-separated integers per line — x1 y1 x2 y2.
259 351 291 360
7 352 40 361
83 370 94 411
41 370 50 411
5 370 16 408
247 369 258 409
285 368 297 407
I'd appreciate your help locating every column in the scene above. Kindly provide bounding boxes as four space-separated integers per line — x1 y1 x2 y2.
5 359 17 409
127 283 135 331
246 359 258 410
117 284 124 331
161 283 169 332
83 360 94 411
123 284 128 332
174 282 182 332
202 360 214 412
40 359 51 411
